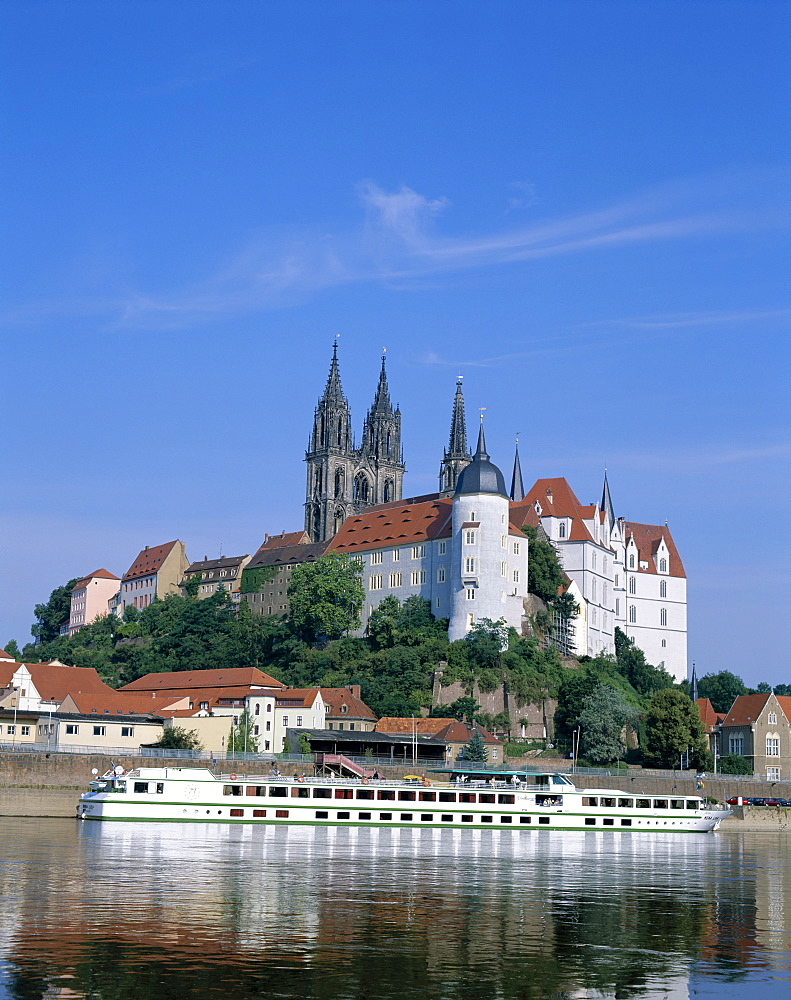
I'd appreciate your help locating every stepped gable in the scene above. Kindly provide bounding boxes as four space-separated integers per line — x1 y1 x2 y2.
118 667 287 693
623 521 686 578
327 497 453 553
321 686 377 722
123 541 179 582
71 568 119 591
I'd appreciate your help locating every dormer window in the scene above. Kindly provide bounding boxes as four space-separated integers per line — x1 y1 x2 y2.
341 704 348 714
629 554 635 569
559 522 566 539
659 558 667 573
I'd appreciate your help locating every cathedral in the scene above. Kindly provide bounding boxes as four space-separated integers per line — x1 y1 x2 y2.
245 345 689 681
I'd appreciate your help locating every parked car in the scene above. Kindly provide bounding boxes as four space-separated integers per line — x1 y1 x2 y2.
747 797 767 806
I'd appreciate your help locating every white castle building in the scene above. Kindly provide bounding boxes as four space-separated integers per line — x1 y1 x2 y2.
251 348 689 681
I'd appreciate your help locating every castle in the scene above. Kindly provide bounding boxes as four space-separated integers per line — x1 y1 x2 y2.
242 347 688 681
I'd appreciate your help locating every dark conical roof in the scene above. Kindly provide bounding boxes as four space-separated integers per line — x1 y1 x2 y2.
320 341 347 404
454 422 508 497
510 442 525 502
601 470 615 524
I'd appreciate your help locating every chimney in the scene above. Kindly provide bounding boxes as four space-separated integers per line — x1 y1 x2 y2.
350 684 361 699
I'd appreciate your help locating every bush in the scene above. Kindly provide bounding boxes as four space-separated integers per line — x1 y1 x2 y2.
718 754 752 775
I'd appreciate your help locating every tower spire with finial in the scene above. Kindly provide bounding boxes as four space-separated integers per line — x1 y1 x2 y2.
439 377 472 496
510 434 524 502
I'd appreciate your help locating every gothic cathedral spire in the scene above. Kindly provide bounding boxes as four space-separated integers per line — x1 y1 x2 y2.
439 378 472 497
510 440 525 502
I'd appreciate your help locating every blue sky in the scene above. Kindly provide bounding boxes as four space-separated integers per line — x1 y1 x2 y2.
1 0 789 686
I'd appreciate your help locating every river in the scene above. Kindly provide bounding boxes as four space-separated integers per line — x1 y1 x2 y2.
0 817 789 999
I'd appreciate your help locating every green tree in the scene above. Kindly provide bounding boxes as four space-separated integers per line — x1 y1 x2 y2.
461 727 488 762
578 685 636 765
774 683 791 697
31 578 79 644
554 670 600 740
147 726 203 752
183 574 201 599
298 733 312 755
367 595 402 650
717 753 752 775
430 696 481 723
287 553 364 643
3 639 21 659
643 689 707 768
697 670 748 713
228 708 259 753
521 525 565 603
614 627 675 696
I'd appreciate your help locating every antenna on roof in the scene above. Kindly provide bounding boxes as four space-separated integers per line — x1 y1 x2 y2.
479 407 486 421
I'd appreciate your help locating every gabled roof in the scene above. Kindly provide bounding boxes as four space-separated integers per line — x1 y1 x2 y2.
260 531 311 549
320 687 377 721
0 648 16 662
722 694 791 727
123 541 181 582
623 522 686 578
247 540 329 570
328 498 453 553
0 661 117 705
118 667 286 693
71 569 120 591
184 555 249 574
275 687 322 707
696 698 725 732
375 717 502 745
61 690 176 716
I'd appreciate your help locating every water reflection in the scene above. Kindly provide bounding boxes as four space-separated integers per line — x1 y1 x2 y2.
0 818 789 999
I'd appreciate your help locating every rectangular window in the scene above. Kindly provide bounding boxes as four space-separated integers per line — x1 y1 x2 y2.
398 790 416 801
412 545 425 558
479 793 495 804
121 726 134 738
438 792 456 802
603 818 614 826
230 808 244 817
459 793 476 803
419 791 436 801
6 725 15 735
21 726 30 736
356 789 374 800
400 813 413 821
437 567 445 583
621 819 632 827
466 588 476 600
370 551 382 565
392 549 400 561
253 809 266 817
465 557 475 573
65 724 79 735
513 569 520 583
585 818 596 826
539 816 550 825
618 798 633 808
520 816 531 824
438 541 446 555
315 811 329 819
481 816 493 823
686 801 700 811
369 575 382 590
768 713 778 726
729 736 744 756
410 570 426 585
653 800 668 809
93 726 106 737
636 799 651 809
133 782 148 794
335 789 354 799
465 531 476 545
359 812 372 820
500 815 513 824
312 787 331 798
420 814 433 822
389 572 403 587
498 794 515 805
377 789 395 800
291 787 310 798
766 738 779 756
337 811 350 819
275 810 289 818
767 767 780 780
461 815 474 823
441 814 454 822
513 541 520 555
296 715 303 727
269 786 288 798
282 715 289 727
379 812 393 820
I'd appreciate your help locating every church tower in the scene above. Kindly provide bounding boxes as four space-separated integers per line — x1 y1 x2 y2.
439 378 472 497
305 346 405 542
357 352 405 508
304 343 355 542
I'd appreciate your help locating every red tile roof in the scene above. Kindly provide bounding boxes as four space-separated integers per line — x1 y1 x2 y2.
0 648 16 662
0 662 117 705
624 522 686 578
71 568 120 591
118 668 286 693
123 541 181 582
721 693 771 726
275 687 322 708
375 717 502 744
320 687 377 721
696 698 725 732
260 531 310 549
328 498 454 553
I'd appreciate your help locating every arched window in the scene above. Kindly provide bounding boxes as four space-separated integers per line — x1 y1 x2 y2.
334 467 345 498
353 473 370 504
629 605 637 623
629 554 635 569
660 580 667 598
314 468 323 496
319 415 325 446
383 479 393 503
559 522 566 539
628 577 636 594
659 557 667 573
337 418 343 446
660 607 667 626
386 431 391 455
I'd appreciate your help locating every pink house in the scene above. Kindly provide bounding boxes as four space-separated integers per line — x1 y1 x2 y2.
68 569 120 635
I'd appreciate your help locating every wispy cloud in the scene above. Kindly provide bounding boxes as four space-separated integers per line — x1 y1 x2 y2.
4 170 786 331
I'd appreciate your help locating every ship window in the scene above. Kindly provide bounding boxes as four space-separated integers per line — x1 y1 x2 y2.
439 792 456 802
618 798 633 808
459 793 476 803
379 813 393 820
520 816 531 824
337 812 350 819
335 789 354 799
600 798 615 808
316 811 329 819
653 799 668 809
359 812 372 820
461 815 474 823
686 800 700 810
481 816 493 823
603 818 614 826
621 818 632 826
539 816 550 825
419 791 436 802
291 787 310 798
356 789 374 800
636 799 650 808
230 809 244 817
377 790 395 800
400 813 413 821
156 783 164 794
420 814 433 822
269 786 288 797
500 815 513 823
246 786 266 797
253 809 266 817
275 810 289 818
498 794 515 805
585 818 596 826
583 797 598 806
671 799 684 809
312 788 331 798
479 793 495 804
133 782 148 794
398 791 416 801
441 814 454 822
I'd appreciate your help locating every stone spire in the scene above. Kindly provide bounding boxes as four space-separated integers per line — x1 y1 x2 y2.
320 339 346 404
439 378 472 497
510 439 525 502
601 469 616 525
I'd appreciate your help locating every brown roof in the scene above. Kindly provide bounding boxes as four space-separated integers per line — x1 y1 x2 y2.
123 541 181 583
328 498 454 553
375 717 502 745
247 540 329 570
624 521 686 578
0 648 16 662
275 687 321 708
118 668 286 693
0 661 117 705
320 687 377 721
511 479 597 546
696 698 725 732
63 690 174 716
260 531 310 549
722 694 791 727
71 569 120 592
184 555 248 574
